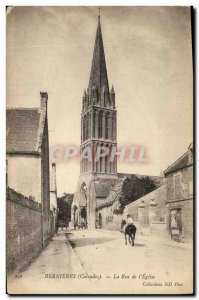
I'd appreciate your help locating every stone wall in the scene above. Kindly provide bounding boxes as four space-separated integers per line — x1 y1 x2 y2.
126 185 167 223
166 166 193 202
6 187 42 274
41 120 51 242
97 203 122 231
98 185 168 237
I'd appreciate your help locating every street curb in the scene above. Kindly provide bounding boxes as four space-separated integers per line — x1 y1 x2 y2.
65 232 92 278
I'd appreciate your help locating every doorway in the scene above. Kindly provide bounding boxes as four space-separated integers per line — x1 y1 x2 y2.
170 208 182 241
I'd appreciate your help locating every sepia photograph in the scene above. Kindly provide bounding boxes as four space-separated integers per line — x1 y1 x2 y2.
6 6 193 295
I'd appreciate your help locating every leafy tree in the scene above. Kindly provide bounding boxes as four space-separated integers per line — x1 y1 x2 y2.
57 193 74 226
114 175 159 215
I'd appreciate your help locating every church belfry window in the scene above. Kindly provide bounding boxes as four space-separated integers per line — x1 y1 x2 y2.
98 111 103 138
99 143 103 172
105 144 109 173
105 113 109 139
83 115 86 141
87 113 90 139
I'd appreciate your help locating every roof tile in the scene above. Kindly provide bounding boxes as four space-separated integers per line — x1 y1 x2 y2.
6 108 42 153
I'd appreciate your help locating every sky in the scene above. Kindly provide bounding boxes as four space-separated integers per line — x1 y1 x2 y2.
6 6 193 196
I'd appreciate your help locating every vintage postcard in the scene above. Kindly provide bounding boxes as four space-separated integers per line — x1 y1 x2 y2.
6 6 194 295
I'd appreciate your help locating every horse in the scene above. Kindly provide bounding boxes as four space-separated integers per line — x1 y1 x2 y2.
121 219 137 246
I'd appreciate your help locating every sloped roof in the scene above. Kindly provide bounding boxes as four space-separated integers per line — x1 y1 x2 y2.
164 152 189 176
97 179 123 209
6 108 45 154
94 177 119 198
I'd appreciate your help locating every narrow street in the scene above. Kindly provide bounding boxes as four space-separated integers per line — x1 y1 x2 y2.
8 229 193 294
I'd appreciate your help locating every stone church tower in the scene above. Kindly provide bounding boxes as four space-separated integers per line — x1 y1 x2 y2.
71 15 118 229
80 15 117 176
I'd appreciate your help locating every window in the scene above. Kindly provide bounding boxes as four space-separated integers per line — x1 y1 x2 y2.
87 113 90 139
83 116 86 141
98 112 103 138
93 111 95 138
105 145 109 173
174 174 181 200
99 144 103 172
100 156 103 172
105 113 109 139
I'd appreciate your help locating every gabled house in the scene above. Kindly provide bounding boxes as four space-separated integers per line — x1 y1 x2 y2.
6 92 51 244
164 143 193 242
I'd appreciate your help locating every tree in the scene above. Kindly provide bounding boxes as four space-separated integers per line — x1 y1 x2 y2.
115 175 159 214
57 193 74 226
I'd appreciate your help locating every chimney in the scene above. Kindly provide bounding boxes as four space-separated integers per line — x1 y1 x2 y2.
52 162 56 173
40 92 48 111
51 163 57 192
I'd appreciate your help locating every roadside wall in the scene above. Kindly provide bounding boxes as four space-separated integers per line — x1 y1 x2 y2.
6 187 42 273
98 185 168 237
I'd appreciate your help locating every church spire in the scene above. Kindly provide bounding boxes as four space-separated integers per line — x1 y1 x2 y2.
88 13 109 94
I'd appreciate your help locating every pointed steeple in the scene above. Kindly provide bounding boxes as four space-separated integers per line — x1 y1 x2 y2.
88 15 109 95
111 85 115 93
83 89 87 98
110 85 115 108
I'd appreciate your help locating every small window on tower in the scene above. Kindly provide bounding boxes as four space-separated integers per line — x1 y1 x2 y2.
98 111 103 138
83 116 86 141
105 113 109 139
